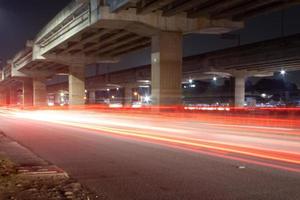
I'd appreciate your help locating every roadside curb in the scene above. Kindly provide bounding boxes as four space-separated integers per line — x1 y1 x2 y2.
17 165 69 177
0 131 96 199
0 131 61 171
0 130 69 178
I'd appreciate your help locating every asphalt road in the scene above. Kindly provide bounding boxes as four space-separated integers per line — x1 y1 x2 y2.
0 109 300 200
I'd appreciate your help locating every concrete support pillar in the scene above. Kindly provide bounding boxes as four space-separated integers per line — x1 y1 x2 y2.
33 79 47 106
22 78 33 107
5 90 10 105
123 87 132 106
234 75 246 107
69 66 85 105
0 91 6 106
151 31 182 105
0 90 9 106
9 87 18 105
88 90 96 104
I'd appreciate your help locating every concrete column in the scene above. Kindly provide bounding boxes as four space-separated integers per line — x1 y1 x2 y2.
151 31 182 105
4 89 10 105
69 66 85 105
22 78 33 107
0 90 10 105
88 90 96 104
234 75 246 107
9 87 18 105
0 91 6 106
33 79 47 106
123 87 132 106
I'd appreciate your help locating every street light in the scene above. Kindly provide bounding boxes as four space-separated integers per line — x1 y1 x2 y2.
280 69 286 75
261 93 267 98
144 96 151 103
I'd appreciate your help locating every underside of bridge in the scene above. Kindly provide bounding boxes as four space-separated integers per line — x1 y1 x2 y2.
48 28 151 59
108 0 299 21
41 33 300 107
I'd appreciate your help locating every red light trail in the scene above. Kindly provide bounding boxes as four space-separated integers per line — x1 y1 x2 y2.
1 107 300 173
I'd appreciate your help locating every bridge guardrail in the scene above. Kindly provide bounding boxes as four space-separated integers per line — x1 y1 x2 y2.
3 66 12 80
14 52 33 71
35 0 90 51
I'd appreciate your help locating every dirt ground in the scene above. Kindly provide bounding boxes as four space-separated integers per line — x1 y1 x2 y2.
0 154 98 200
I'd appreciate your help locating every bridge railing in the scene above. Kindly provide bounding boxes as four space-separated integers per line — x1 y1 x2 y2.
14 51 33 71
35 0 90 51
2 65 12 80
0 70 3 82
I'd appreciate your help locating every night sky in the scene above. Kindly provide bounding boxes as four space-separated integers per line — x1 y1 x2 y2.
1 0 300 86
0 0 71 61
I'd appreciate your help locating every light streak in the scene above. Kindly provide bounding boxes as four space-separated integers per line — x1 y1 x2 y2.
1 107 300 173
8 110 300 168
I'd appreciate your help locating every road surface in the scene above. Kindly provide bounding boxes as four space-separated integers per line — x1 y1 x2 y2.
0 109 299 200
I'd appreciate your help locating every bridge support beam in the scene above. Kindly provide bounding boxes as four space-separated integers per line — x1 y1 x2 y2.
88 90 96 104
0 91 6 106
33 79 47 106
234 75 246 107
22 78 33 107
9 87 18 105
69 66 85 105
123 87 133 106
151 31 182 106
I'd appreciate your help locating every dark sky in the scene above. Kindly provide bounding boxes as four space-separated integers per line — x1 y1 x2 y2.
0 0 300 86
0 0 71 61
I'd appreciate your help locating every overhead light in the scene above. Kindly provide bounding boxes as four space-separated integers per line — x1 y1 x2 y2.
138 85 150 88
111 95 115 99
134 92 138 96
144 96 151 102
106 88 110 92
116 88 119 91
213 76 217 81
188 79 193 84
280 69 286 75
137 80 151 83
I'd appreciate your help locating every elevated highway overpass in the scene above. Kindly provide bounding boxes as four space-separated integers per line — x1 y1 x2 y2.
1 0 300 107
42 33 300 106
